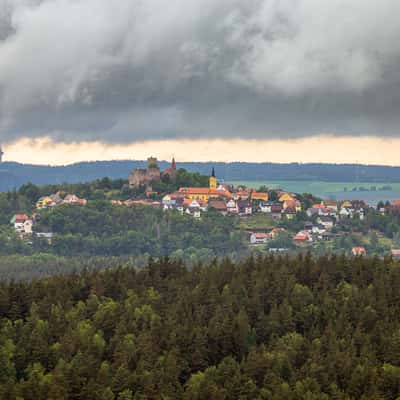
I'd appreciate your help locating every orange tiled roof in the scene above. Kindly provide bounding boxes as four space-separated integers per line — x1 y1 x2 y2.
251 192 268 200
284 200 301 207
236 190 250 196
178 187 231 197
15 214 29 223
252 232 269 239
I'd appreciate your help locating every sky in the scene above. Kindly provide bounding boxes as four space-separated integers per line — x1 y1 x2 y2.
1 0 400 165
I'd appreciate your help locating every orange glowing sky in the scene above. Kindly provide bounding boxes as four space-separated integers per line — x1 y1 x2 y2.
2 135 400 166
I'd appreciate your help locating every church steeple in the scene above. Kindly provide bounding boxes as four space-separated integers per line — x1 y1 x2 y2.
0 145 3 163
209 167 217 190
171 157 176 170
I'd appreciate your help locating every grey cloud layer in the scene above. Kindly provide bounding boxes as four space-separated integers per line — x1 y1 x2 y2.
1 0 400 142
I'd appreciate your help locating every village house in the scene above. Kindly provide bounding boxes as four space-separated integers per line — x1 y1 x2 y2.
320 232 335 242
208 199 228 215
11 214 33 236
354 208 365 220
283 207 297 220
294 230 312 243
50 192 64 205
259 201 270 213
321 200 338 212
250 232 269 245
378 206 386 215
391 249 400 259
259 201 279 214
342 200 353 208
304 221 314 232
63 194 87 205
250 191 269 202
352 247 367 256
317 206 332 216
283 199 302 212
278 192 295 202
317 216 334 230
269 227 285 240
271 204 283 220
161 194 176 210
307 206 321 218
312 224 327 235
35 232 54 244
339 207 354 219
226 199 239 214
237 199 252 216
36 196 56 209
233 188 251 201
185 205 201 219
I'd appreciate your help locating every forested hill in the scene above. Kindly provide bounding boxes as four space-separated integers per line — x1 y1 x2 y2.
1 160 400 191
2 255 400 399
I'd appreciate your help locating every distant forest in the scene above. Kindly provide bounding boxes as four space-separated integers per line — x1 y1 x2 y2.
1 160 400 191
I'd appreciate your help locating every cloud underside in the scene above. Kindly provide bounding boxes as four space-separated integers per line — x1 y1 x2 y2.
1 0 400 143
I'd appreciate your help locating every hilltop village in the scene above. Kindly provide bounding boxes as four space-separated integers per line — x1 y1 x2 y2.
7 157 400 258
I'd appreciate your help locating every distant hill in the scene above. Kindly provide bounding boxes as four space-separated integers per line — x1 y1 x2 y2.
1 160 400 191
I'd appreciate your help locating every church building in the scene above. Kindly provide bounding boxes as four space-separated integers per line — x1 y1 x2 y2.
178 168 231 201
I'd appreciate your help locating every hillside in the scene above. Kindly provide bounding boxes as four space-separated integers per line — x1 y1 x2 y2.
1 161 400 191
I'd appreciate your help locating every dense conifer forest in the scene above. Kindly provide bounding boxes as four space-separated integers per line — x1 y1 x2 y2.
1 254 400 399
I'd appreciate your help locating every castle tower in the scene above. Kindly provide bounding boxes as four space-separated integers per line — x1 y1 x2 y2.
147 156 159 169
209 167 217 190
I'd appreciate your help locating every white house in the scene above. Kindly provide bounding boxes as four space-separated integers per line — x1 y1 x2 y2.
339 207 354 219
11 214 31 235
63 194 87 205
250 232 269 244
312 224 326 235
226 199 239 214
317 216 334 230
162 195 176 210
238 200 252 216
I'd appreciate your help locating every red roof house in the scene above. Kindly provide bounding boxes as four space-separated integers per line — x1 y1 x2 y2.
352 247 366 256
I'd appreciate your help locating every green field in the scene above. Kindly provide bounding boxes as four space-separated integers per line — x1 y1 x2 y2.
229 180 400 204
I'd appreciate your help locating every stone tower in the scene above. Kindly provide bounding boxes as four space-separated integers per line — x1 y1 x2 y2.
146 157 161 182
128 157 161 188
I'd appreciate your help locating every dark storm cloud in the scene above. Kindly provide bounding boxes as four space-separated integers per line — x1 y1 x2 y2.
1 0 400 143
